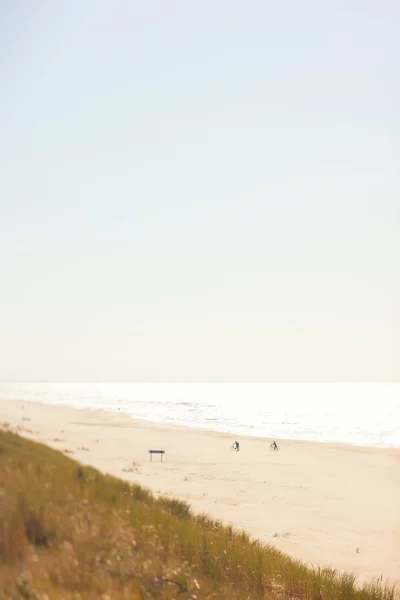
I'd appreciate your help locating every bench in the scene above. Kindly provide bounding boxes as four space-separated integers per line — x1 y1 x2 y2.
148 450 165 462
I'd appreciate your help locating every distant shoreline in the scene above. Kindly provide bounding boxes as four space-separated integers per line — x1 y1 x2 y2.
5 396 400 453
1 381 399 449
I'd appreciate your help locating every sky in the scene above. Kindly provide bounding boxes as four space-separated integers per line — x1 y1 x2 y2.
0 0 399 382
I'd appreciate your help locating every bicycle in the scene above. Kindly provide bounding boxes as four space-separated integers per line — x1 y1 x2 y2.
230 443 240 451
269 443 279 451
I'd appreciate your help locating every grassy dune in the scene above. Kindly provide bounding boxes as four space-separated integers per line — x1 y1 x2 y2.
0 430 398 600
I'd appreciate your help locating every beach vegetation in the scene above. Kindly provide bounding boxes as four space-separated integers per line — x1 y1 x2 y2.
0 430 398 600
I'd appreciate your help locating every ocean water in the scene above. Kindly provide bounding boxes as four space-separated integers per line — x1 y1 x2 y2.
0 382 399 448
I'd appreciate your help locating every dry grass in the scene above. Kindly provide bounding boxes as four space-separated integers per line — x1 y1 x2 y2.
0 430 398 600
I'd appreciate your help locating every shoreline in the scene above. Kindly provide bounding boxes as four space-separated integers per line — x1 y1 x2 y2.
1 398 399 587
10 397 400 454
1 381 398 450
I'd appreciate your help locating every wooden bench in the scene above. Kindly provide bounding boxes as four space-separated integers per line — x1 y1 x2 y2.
148 450 165 462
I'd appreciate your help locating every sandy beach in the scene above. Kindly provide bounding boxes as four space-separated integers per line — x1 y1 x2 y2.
1 399 399 587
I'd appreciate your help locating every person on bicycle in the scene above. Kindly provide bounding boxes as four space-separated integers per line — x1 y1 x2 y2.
271 440 278 451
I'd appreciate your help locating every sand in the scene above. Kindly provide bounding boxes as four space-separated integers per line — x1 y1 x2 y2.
0 398 399 587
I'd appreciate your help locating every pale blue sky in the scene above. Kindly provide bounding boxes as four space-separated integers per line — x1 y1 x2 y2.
0 0 398 381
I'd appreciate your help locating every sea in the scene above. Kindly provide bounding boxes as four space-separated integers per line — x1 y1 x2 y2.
0 382 399 449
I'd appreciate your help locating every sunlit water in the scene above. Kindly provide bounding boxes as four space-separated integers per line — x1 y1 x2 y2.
0 383 399 448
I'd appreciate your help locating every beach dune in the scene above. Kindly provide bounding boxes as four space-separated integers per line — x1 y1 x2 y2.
1 399 399 586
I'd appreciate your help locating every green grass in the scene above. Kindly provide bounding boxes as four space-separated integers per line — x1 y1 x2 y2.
0 430 398 599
